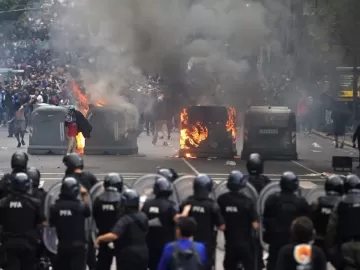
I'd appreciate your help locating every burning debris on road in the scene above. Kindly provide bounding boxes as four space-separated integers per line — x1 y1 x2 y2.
179 105 237 158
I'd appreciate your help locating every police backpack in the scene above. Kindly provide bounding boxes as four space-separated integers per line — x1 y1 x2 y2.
170 242 202 270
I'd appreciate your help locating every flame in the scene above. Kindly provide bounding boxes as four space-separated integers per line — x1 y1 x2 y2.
180 107 209 149
96 100 106 107
185 153 197 158
226 107 236 143
72 83 89 155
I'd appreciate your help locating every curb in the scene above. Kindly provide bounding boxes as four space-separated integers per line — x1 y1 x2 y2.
311 129 353 147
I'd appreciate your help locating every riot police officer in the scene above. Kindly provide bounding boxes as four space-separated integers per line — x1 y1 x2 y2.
63 153 98 191
93 173 124 270
263 171 311 270
95 189 149 270
180 174 225 270
311 174 344 259
157 167 178 182
63 153 97 269
0 152 29 199
142 176 178 270
27 167 47 204
0 172 46 270
245 153 271 193
217 170 259 270
326 174 360 270
49 177 91 270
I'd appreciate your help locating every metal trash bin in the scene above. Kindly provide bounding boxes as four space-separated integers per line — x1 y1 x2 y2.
84 105 139 155
28 105 68 155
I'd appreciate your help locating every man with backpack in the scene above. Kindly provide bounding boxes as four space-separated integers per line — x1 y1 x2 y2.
157 216 207 270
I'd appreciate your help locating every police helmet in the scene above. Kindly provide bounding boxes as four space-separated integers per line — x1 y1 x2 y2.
63 153 84 170
11 172 31 193
104 173 124 193
157 167 178 182
345 174 360 193
280 171 299 192
325 174 344 195
246 153 263 174
153 176 173 197
27 167 41 188
227 170 247 192
121 189 140 209
60 177 80 199
193 174 213 198
11 151 29 170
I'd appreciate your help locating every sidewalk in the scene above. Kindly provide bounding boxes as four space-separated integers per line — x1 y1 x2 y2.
311 129 354 147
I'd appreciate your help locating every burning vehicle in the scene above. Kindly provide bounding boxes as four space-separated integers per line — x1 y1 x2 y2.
179 105 237 158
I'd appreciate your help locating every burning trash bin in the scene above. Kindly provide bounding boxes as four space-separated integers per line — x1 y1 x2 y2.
179 105 237 158
27 105 68 155
241 106 297 160
84 104 139 155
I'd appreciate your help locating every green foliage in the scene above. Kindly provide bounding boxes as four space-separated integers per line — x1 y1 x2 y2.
0 0 30 21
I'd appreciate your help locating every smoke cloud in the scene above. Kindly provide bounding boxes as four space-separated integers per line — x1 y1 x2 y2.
49 0 271 106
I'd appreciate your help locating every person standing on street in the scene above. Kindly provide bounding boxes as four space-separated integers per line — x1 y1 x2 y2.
64 105 78 154
152 94 169 146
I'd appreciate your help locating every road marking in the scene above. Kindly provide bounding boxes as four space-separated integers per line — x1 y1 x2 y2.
181 158 200 175
299 181 317 189
291 160 319 174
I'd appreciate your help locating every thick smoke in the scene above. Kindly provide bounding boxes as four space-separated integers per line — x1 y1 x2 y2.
50 0 271 106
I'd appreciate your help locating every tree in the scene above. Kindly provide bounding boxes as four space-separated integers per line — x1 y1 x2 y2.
0 0 31 21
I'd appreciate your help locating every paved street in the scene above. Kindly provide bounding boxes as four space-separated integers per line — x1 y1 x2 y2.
0 128 350 269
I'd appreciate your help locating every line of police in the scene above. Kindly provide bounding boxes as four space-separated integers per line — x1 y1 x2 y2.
0 152 360 270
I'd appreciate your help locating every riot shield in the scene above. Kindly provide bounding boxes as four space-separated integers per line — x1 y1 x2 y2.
132 174 179 208
257 182 304 250
89 180 129 202
304 186 325 204
43 181 93 254
214 181 259 251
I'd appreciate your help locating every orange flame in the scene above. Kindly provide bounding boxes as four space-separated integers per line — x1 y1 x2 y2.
96 100 106 107
226 107 236 143
72 83 89 155
180 107 209 150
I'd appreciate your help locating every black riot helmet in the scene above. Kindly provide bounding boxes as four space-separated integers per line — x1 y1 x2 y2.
193 174 213 198
157 167 178 182
63 153 84 171
121 189 140 210
11 172 31 193
11 151 29 171
345 174 360 194
246 153 263 175
153 176 173 198
27 167 41 188
280 171 299 193
227 170 247 192
104 173 124 193
325 174 344 196
60 177 80 199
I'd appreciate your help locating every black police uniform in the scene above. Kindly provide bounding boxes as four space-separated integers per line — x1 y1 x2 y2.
263 172 311 270
245 153 271 194
180 174 225 270
217 170 259 270
157 167 178 183
326 174 360 270
93 173 124 270
49 177 91 270
62 153 97 269
0 152 29 199
0 172 45 270
142 176 178 270
27 167 47 205
111 189 149 270
311 174 343 265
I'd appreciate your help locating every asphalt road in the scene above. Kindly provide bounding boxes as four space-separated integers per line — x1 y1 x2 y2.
0 128 351 269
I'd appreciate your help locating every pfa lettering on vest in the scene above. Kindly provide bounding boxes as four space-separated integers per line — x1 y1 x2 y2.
192 206 205 213
321 207 331 215
149 207 159 213
102 204 115 211
9 201 22 208
225 206 238 213
59 210 72 216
